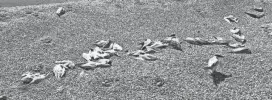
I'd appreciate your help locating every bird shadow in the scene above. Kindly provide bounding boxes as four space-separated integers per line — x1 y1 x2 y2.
210 70 232 87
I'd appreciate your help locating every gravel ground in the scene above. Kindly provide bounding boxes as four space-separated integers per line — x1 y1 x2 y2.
1 0 272 99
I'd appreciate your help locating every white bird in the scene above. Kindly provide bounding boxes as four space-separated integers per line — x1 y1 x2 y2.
149 40 168 49
104 49 120 57
224 15 238 23
204 55 224 71
230 27 241 35
56 7 65 17
143 46 159 54
228 47 252 54
161 34 176 43
93 47 104 53
94 40 110 47
97 59 112 65
225 42 245 48
127 50 146 56
134 53 159 61
53 64 66 80
184 37 197 44
111 43 123 51
232 34 246 44
79 61 98 70
212 36 231 45
139 39 153 50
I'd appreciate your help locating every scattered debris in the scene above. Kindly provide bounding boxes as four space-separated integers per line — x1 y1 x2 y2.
56 7 65 17
224 15 238 23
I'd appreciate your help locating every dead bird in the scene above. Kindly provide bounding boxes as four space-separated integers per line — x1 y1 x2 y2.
224 42 245 48
185 37 214 45
212 36 232 45
230 28 246 44
94 40 111 48
210 70 232 87
230 27 241 35
77 61 98 70
78 59 112 70
161 34 176 43
149 40 168 49
56 7 65 17
55 60 75 69
224 15 238 23
21 72 49 84
134 53 159 61
142 46 159 54
126 50 146 56
139 39 153 50
228 47 252 54
53 64 66 80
